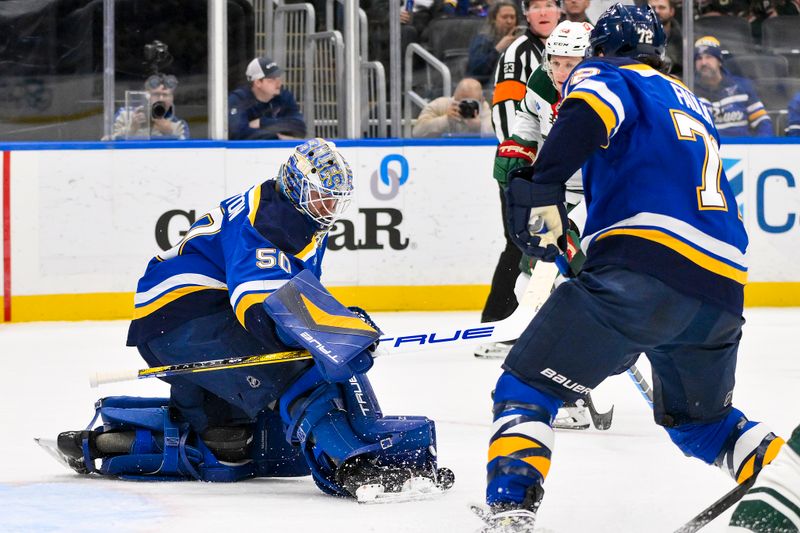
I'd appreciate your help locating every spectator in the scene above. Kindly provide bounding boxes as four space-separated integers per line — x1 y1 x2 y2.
649 0 683 77
109 74 189 141
228 57 306 141
466 0 522 87
747 0 800 41
412 77 493 137
697 0 748 16
693 36 773 137
787 91 800 136
562 0 592 22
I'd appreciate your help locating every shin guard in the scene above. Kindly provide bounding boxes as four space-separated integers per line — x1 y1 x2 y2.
487 372 562 508
666 408 785 484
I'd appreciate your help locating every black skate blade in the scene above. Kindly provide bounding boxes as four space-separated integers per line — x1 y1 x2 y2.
34 437 82 472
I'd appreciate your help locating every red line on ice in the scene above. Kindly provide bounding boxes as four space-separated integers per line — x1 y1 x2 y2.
2 150 10 322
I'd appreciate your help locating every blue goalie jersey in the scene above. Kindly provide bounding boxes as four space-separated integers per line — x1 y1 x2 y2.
562 57 748 314
127 180 327 347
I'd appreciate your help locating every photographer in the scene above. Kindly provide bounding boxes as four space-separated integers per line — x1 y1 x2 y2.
412 77 492 138
108 41 189 141
108 74 190 141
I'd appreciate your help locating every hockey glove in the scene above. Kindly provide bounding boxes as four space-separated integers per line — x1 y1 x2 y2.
347 306 381 353
505 167 567 262
493 137 538 187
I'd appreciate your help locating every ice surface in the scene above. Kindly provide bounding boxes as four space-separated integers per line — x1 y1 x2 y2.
1 309 797 532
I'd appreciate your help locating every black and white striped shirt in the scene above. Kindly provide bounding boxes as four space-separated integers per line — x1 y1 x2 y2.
491 30 546 143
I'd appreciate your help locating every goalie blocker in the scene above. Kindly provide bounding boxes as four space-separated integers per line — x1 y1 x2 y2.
54 271 453 498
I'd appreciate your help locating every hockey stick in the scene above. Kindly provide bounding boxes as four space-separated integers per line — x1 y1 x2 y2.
91 262 561 387
90 350 311 387
673 476 757 533
374 260 561 355
626 363 654 408
584 393 614 430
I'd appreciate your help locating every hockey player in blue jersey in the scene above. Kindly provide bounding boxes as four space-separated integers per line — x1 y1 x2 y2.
54 138 452 500
476 5 785 531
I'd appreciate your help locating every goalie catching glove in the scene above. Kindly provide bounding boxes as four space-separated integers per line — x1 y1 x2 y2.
505 166 568 262
493 137 538 187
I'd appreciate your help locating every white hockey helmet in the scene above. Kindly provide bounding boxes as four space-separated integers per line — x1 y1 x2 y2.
278 138 354 231
543 21 594 85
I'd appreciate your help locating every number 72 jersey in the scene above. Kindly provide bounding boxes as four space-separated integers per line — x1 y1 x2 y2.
562 57 748 314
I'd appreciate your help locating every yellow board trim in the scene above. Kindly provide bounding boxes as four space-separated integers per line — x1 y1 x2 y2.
596 228 748 284
300 293 376 332
2 282 799 322
488 436 541 462
564 91 616 139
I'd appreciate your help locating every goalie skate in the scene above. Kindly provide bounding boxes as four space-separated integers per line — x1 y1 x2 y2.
356 475 442 504
474 341 515 359
340 456 455 504
34 437 89 474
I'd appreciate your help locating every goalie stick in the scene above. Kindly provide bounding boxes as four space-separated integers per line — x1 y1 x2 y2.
90 350 312 387
673 475 757 533
91 261 562 387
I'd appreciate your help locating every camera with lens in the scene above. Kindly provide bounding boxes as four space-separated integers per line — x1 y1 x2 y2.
143 40 173 73
151 101 169 120
458 99 480 119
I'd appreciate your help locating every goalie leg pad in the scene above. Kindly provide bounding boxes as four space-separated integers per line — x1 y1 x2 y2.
666 407 784 484
487 372 561 507
279 368 440 497
60 396 259 482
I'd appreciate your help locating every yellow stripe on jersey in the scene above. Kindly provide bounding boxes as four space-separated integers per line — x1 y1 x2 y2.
234 291 273 327
596 228 748 284
300 293 376 333
133 286 227 319
620 63 691 91
294 239 317 261
748 108 767 122
564 91 616 140
248 184 262 226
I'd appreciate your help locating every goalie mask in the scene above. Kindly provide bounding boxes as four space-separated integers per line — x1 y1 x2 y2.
543 21 593 90
279 138 354 231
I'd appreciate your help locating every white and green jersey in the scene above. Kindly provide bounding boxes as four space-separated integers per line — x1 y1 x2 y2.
512 66 583 204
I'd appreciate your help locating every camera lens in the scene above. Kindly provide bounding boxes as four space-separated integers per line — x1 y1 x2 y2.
151 101 168 119
458 99 480 119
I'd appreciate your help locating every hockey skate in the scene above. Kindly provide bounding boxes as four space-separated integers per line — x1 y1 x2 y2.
553 400 590 430
35 430 135 474
474 341 515 359
472 484 543 532
337 455 455 504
